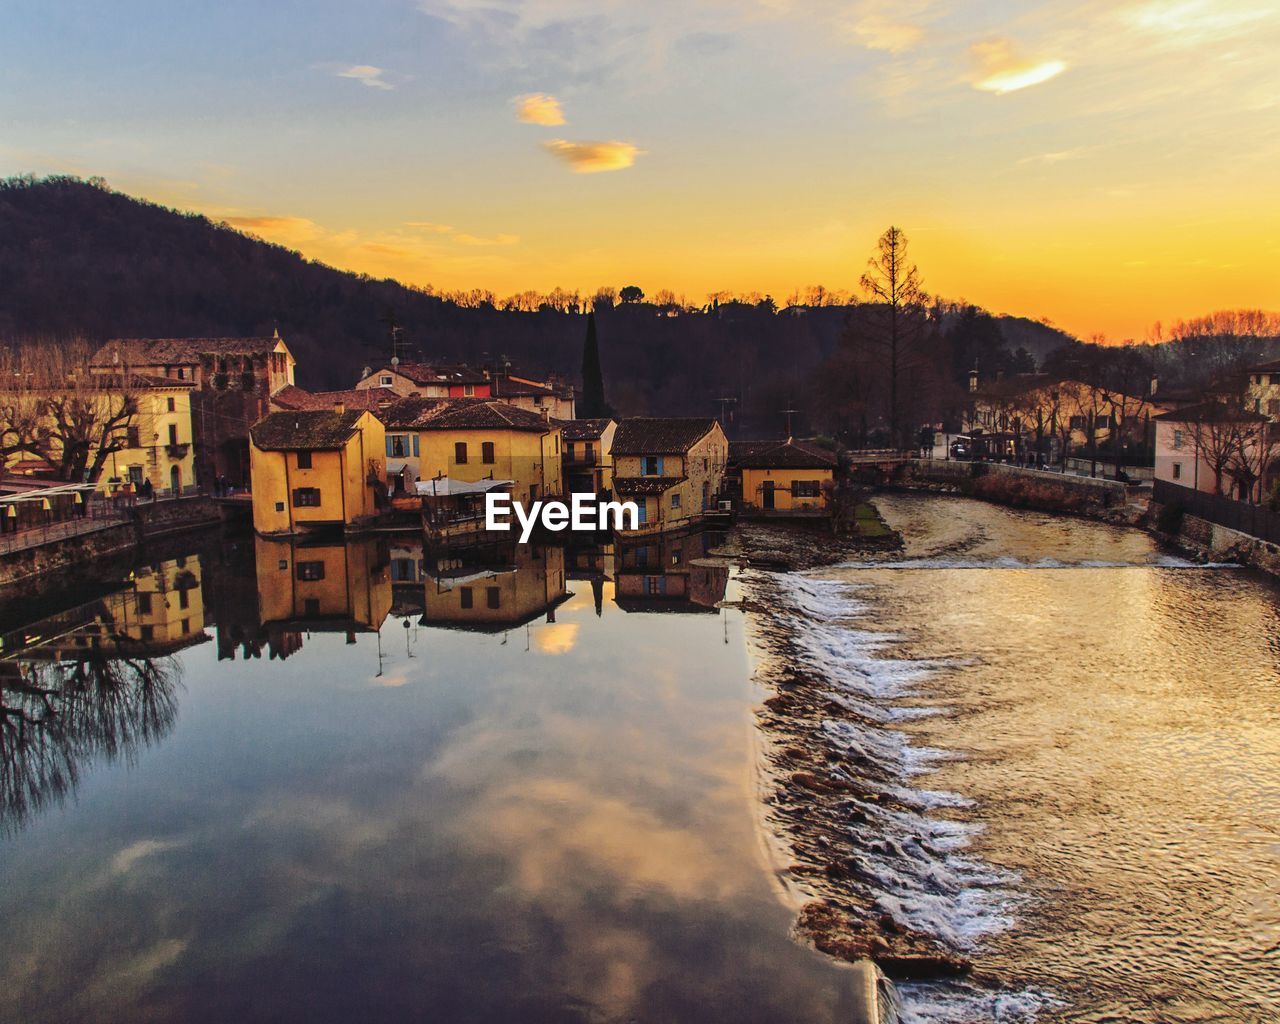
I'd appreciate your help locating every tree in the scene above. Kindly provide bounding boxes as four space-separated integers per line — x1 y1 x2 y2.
619 285 645 304
855 226 935 448
580 312 610 418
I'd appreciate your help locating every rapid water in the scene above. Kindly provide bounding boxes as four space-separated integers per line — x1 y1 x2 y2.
751 493 1280 1022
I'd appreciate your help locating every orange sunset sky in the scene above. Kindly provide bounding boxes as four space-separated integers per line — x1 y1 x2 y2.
3 0 1278 340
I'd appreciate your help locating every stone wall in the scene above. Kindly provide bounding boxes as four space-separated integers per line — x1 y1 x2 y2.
0 497 221 588
899 460 1129 515
1150 502 1280 577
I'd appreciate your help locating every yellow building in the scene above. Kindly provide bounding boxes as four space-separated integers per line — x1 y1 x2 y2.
422 543 569 630
254 536 392 634
730 438 836 514
94 376 199 495
385 398 562 504
249 408 386 535
611 418 728 535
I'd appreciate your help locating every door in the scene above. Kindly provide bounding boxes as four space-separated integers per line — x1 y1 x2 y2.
170 465 181 494
761 480 775 510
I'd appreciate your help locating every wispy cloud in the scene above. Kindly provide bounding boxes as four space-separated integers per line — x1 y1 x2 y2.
514 93 566 125
405 221 455 233
846 15 924 53
1016 146 1095 165
969 38 1067 94
224 215 328 244
336 64 394 90
453 232 521 246
543 139 642 173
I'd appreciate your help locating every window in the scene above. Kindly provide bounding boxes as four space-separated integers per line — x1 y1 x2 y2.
1172 429 1183 450
278 559 288 570
127 427 141 448
178 588 189 610
464 384 475 396
297 561 325 581
455 442 468 464
529 484 539 501
670 491 681 509
177 367 187 380
1271 374 1279 386
275 501 285 512
137 592 153 615
482 441 495 464
380 375 393 387
1172 462 1182 481
459 587 473 609
585 442 594 461
389 435 407 458
637 499 648 524
140 625 154 642
293 487 321 507
167 397 176 412
304 598 321 617
644 576 667 595
534 395 544 406
168 424 178 445
296 450 313 469
671 546 682 566
181 618 190 635
486 586 501 609
643 456 662 476
794 480 821 497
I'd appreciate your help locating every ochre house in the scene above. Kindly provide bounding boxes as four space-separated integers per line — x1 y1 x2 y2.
249 408 386 535
611 418 728 535
558 418 616 495
355 363 491 399
729 438 836 514
384 397 563 504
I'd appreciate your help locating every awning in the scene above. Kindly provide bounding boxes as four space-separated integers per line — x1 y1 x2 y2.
414 477 515 497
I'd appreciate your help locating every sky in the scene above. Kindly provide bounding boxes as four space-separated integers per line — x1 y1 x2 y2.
2 0 1279 340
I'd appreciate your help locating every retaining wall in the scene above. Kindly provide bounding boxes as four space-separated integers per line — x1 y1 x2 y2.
899 459 1129 514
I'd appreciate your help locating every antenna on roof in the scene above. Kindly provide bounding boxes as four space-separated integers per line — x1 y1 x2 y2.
779 402 799 437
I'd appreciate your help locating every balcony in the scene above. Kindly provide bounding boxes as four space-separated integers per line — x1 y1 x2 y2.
564 451 599 467
165 443 190 459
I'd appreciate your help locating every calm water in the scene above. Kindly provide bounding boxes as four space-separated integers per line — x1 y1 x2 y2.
0 532 860 1023
753 494 1280 1022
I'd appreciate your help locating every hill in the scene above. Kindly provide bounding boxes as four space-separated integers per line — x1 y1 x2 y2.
0 175 1082 435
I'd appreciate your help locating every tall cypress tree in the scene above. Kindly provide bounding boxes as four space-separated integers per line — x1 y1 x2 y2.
580 311 609 417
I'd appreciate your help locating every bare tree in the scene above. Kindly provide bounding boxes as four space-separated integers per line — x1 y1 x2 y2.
857 227 933 447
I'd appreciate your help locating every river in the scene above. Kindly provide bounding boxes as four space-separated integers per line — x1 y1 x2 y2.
748 493 1280 1022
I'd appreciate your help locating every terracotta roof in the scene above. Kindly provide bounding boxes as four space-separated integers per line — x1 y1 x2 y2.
730 438 837 469
378 363 488 387
250 409 368 451
93 336 288 366
555 418 613 441
613 476 686 496
84 372 196 390
383 397 552 433
273 386 391 415
1153 401 1268 423
612 418 719 455
1247 359 1280 373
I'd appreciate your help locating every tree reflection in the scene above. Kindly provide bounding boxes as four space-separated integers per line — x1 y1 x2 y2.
0 650 180 834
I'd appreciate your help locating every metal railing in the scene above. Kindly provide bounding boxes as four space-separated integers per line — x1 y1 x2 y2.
1153 479 1280 544
0 504 131 556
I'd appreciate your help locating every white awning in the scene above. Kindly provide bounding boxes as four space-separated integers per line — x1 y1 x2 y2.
414 477 514 497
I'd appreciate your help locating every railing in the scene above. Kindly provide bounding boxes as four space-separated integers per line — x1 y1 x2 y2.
564 452 600 467
0 504 131 556
1153 479 1280 544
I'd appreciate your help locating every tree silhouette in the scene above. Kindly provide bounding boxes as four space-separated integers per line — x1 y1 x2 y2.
619 285 645 304
580 312 610 418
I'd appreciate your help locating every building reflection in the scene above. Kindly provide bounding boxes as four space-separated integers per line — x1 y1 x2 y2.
253 536 393 647
421 542 571 631
614 529 730 613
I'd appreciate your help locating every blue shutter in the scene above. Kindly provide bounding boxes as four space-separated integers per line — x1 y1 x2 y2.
656 456 664 476
637 499 648 523
412 434 419 456
385 437 394 457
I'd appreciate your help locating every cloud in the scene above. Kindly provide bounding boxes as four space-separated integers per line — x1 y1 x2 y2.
1016 146 1094 165
405 221 455 233
223 215 327 245
336 64 394 90
452 232 521 246
969 38 1067 94
542 139 642 173
514 93 566 125
845 14 924 53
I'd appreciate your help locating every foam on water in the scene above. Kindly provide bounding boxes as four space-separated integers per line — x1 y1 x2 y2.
765 570 1043 1018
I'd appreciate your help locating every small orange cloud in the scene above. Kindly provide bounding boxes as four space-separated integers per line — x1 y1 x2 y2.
223 215 324 244
452 232 520 247
970 38 1067 94
514 93 566 126
543 139 642 173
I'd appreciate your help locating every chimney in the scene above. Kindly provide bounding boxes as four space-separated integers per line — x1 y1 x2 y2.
334 401 346 414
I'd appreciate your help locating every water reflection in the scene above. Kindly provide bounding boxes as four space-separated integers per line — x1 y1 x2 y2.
0 526 860 1024
0 557 193 833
